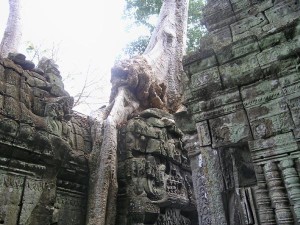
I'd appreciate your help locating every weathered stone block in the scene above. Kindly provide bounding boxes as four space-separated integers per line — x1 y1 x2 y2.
231 13 268 41
32 87 50 98
5 69 21 87
45 72 64 89
56 191 87 225
193 102 244 122
270 57 300 79
190 145 227 224
23 71 36 87
193 88 241 113
216 35 260 64
248 132 298 161
146 117 165 128
265 1 300 25
257 38 299 68
0 173 25 225
282 81 300 126
190 66 222 97
146 138 162 154
293 128 300 141
241 78 283 108
139 108 174 120
20 89 31 109
50 84 69 97
174 112 196 133
5 83 19 100
246 98 289 122
201 26 233 50
219 54 262 88
279 71 300 88
250 112 294 139
230 0 250 13
241 79 294 138
209 110 252 147
202 0 235 31
84 140 92 153
19 178 51 224
32 97 45 116
76 134 85 151
4 96 21 120
186 54 218 75
17 123 35 142
258 31 287 50
2 58 23 74
19 103 34 125
235 0 274 20
200 93 240 111
196 121 211 146
34 76 49 90
189 153 213 224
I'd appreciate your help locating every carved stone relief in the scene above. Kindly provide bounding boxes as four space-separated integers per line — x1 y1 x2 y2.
116 109 198 225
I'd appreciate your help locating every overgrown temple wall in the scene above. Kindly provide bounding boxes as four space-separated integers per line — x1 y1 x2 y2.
183 0 300 224
0 55 91 225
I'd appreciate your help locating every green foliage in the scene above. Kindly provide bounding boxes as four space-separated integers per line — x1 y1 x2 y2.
124 0 161 30
124 0 206 57
124 36 150 56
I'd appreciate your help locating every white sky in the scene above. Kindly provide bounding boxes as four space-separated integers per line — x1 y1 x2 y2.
0 0 148 115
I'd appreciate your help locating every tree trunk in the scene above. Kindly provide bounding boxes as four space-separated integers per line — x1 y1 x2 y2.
86 0 189 224
0 0 22 58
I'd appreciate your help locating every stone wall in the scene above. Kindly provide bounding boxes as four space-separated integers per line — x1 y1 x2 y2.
1 1 300 224
183 0 300 224
0 55 91 225
116 109 198 225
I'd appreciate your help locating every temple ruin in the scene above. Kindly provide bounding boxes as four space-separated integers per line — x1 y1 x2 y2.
0 0 300 224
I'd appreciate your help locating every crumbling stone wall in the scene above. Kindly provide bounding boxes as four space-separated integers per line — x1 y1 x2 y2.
1 1 300 225
183 0 300 224
0 55 91 225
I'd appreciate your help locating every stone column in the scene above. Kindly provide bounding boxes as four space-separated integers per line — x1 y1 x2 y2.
252 164 276 225
279 159 300 223
264 162 294 225
186 130 227 225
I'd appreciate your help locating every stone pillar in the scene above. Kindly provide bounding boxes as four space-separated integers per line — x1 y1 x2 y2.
186 131 227 225
279 159 300 223
264 162 294 225
252 164 276 224
190 153 212 225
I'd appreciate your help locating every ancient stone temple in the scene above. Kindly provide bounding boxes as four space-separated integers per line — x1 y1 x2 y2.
0 55 91 224
0 0 299 224
183 0 300 224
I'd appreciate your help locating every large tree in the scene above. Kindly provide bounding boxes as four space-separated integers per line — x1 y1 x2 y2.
124 0 204 56
86 0 190 224
0 0 22 57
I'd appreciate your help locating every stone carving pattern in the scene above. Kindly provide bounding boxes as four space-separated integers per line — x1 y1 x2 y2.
117 113 197 224
278 159 300 224
193 161 212 225
154 208 191 225
264 162 294 225
0 173 25 225
252 165 276 225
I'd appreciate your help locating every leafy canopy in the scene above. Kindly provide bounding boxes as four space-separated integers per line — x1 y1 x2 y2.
123 0 206 56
